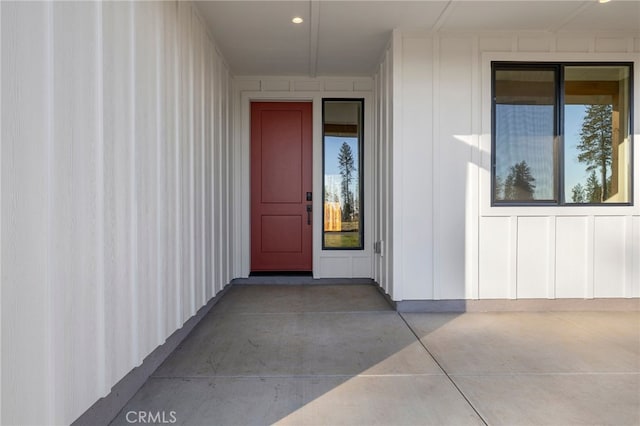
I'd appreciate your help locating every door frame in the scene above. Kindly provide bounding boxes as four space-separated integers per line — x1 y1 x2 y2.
250 101 313 272
236 89 373 279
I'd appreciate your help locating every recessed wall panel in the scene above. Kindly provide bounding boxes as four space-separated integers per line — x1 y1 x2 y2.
555 217 588 298
516 217 550 298
594 216 626 297
479 217 512 298
556 37 590 53
479 36 512 52
518 37 552 52
319 257 352 278
633 217 640 297
595 37 628 52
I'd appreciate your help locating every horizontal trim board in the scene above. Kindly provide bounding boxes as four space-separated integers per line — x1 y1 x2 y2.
71 284 231 426
395 298 640 313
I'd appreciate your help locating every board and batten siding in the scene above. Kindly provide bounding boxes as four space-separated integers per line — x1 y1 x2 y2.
376 31 640 302
1 1 233 424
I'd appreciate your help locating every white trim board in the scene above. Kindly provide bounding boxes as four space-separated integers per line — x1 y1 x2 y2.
232 80 375 280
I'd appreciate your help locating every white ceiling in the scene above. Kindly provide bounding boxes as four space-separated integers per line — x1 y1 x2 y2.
194 0 640 76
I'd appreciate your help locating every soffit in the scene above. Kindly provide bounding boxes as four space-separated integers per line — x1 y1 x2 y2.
194 0 640 76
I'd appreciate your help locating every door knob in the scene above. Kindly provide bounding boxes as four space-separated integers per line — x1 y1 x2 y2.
306 204 312 225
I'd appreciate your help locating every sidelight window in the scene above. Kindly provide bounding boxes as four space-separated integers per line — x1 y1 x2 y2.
492 62 633 205
322 99 364 249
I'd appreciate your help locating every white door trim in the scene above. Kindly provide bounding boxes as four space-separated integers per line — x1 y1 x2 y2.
233 88 374 279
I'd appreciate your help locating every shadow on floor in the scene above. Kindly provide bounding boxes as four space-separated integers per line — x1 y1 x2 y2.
109 284 640 425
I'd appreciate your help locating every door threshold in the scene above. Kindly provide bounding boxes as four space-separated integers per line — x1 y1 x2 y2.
232 276 375 285
250 271 312 277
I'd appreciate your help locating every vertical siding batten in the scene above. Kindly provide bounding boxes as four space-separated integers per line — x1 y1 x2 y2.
171 0 183 329
391 30 404 301
178 0 190 323
431 35 441 300
128 0 140 367
155 2 167 344
468 35 481 300
44 2 54 421
192 8 204 310
0 2 3 420
203 32 213 301
224 63 232 286
215 53 223 293
214 38 221 291
385 50 394 297
94 0 107 397
187 1 196 317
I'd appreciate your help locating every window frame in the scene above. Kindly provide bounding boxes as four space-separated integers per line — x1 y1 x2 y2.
321 98 365 250
491 61 634 207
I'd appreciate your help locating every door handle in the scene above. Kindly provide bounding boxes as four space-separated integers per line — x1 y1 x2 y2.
306 204 312 225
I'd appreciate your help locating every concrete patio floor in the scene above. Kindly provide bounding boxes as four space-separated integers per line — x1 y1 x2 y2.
110 284 640 426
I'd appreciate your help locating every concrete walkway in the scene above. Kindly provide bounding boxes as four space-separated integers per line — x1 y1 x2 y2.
110 284 640 426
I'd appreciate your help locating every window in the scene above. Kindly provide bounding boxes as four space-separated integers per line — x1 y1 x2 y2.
492 62 633 205
322 99 364 249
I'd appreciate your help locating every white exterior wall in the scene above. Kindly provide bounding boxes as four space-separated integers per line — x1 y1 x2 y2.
379 31 640 302
232 77 374 279
1 1 233 424
372 41 397 298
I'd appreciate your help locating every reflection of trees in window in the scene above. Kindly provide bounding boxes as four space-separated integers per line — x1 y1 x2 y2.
577 104 612 202
337 142 355 221
494 175 504 200
503 161 536 200
571 182 586 203
585 170 602 203
492 63 631 206
572 170 612 204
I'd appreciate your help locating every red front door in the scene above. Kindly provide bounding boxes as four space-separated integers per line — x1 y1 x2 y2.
251 102 313 272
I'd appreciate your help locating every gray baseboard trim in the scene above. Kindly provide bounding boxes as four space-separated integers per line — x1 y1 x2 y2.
72 283 231 426
395 298 640 313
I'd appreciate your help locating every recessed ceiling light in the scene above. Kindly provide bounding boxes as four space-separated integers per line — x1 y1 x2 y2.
598 0 611 3
292 17 303 24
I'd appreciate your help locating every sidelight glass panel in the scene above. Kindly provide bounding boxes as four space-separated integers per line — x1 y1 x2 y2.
564 65 632 204
323 99 364 249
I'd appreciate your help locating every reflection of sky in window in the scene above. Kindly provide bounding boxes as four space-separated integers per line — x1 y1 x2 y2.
495 104 555 200
324 136 360 205
325 136 359 175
